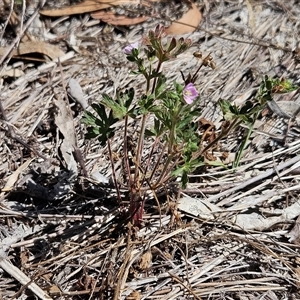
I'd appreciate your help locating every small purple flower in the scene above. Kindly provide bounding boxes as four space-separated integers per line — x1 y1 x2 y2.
124 42 139 55
183 83 199 104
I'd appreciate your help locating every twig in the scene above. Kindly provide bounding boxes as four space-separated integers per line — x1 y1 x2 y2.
207 154 300 203
113 229 136 300
0 258 52 300
168 272 203 300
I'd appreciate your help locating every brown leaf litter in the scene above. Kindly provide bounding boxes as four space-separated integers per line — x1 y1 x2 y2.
1 0 300 299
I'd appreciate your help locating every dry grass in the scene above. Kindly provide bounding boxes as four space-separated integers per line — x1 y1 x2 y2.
1 0 300 299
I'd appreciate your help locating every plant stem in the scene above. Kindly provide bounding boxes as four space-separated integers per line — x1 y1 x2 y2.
191 63 203 83
140 135 160 185
153 153 174 188
152 102 183 188
134 113 147 183
123 115 134 189
151 60 162 94
107 138 122 204
233 112 259 168
167 104 183 153
146 63 152 93
152 153 181 189
148 141 168 185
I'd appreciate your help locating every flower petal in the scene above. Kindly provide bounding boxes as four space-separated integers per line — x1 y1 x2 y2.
183 83 199 104
124 42 139 55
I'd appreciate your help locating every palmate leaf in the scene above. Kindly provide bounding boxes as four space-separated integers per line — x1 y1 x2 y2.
177 111 196 129
85 126 100 139
218 99 257 124
138 93 156 113
218 99 236 120
82 103 118 146
81 110 97 127
102 94 126 119
155 109 171 129
124 88 135 108
101 89 136 119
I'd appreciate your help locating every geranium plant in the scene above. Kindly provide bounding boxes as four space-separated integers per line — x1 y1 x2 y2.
82 25 297 226
82 25 214 226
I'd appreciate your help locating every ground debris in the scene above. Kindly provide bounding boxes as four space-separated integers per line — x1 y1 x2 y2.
0 0 300 299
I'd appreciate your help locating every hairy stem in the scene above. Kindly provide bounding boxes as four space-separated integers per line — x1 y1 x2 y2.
152 102 183 187
140 135 160 185
134 113 147 183
152 153 181 189
151 60 162 94
233 112 259 168
107 138 122 204
191 62 203 83
148 141 168 185
153 154 174 188
123 115 134 189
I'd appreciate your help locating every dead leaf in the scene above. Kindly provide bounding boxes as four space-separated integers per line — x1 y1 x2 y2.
204 152 217 161
199 118 217 145
126 290 141 300
68 78 88 109
233 197 300 231
275 100 300 120
20 249 29 265
221 151 229 160
139 250 152 270
48 285 62 296
199 118 215 129
0 41 65 60
233 212 282 231
165 2 202 35
40 0 201 33
77 274 96 290
286 215 300 244
1 158 34 195
0 68 24 78
178 196 220 219
40 0 142 17
54 98 78 176
90 11 148 25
